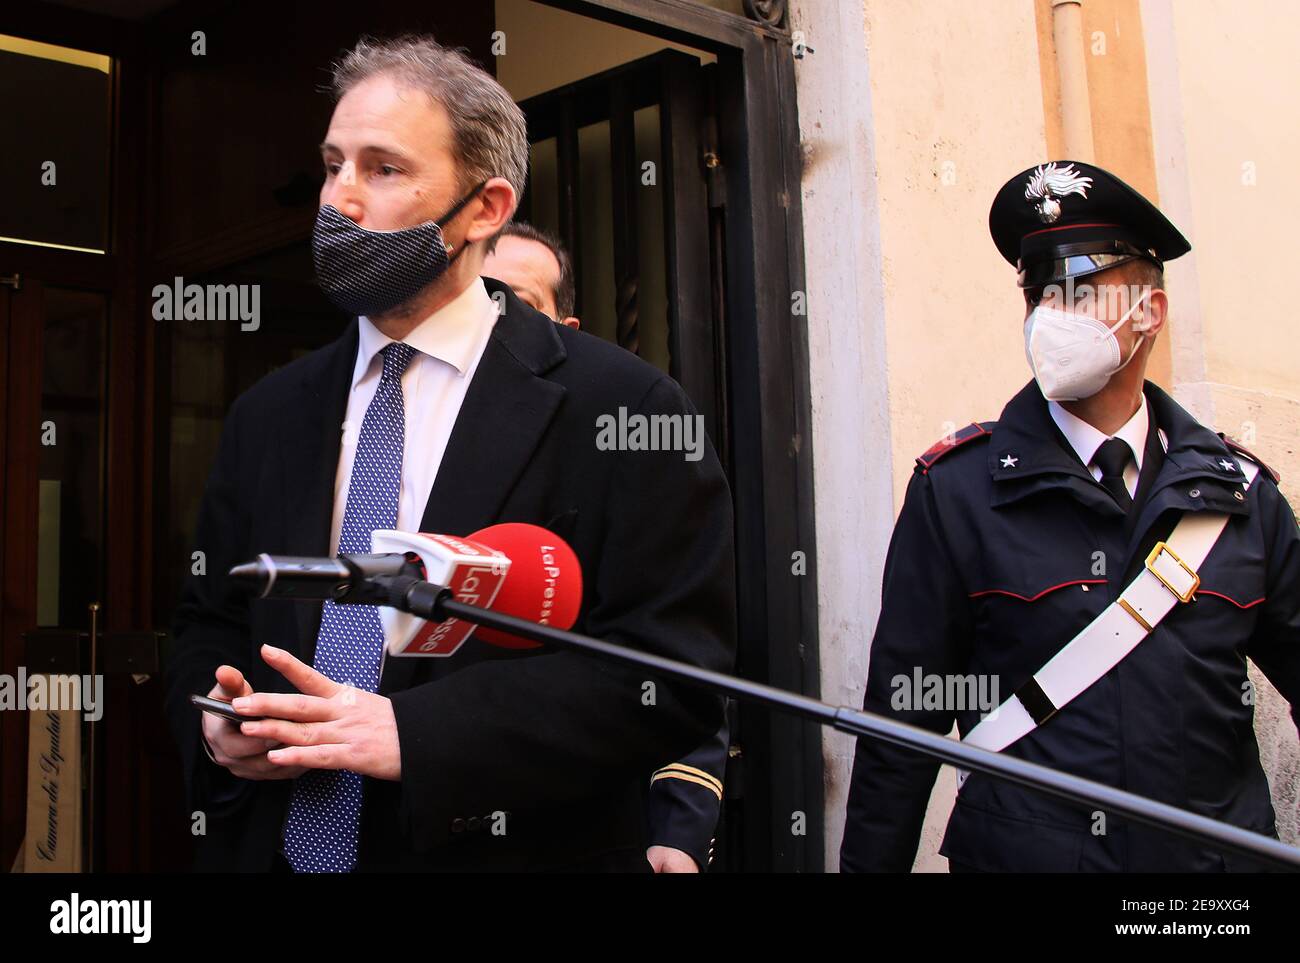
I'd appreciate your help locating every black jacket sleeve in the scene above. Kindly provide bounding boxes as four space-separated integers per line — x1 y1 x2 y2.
840 468 973 872
1245 475 1300 732
645 715 730 869
162 394 257 817
388 376 736 850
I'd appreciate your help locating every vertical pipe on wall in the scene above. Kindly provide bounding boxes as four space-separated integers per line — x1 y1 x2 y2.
1051 0 1095 161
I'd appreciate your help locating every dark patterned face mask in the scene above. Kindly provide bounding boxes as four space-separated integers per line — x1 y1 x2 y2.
312 180 486 317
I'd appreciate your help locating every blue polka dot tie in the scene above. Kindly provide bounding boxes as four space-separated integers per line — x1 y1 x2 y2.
282 341 417 872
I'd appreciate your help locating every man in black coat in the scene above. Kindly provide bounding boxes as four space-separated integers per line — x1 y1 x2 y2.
484 223 730 873
162 36 734 872
841 161 1300 872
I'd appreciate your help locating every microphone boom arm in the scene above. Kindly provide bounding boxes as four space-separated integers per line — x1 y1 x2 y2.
369 573 1300 872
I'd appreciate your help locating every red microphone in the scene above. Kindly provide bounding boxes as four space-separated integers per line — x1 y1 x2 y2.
231 525 583 657
466 523 583 649
373 523 582 656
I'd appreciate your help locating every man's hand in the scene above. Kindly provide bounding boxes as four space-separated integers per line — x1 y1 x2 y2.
231 644 402 781
201 664 308 781
646 845 700 873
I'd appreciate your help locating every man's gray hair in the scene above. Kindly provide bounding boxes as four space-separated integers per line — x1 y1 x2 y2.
330 35 529 223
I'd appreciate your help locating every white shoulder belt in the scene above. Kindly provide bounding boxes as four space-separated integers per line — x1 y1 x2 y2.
956 458 1260 786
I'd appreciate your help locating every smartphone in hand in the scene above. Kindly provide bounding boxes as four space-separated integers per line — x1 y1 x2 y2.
190 693 265 723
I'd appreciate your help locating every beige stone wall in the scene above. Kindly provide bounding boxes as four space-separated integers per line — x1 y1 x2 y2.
802 0 1298 869
1143 0 1300 844
794 0 1050 872
862 1 1052 518
1034 0 1173 386
1152 0 1300 500
864 0 1055 873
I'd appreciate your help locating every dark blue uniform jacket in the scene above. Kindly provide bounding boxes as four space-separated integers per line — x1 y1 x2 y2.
842 380 1300 872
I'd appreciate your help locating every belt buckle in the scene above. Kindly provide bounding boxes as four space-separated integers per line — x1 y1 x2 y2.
1145 541 1200 603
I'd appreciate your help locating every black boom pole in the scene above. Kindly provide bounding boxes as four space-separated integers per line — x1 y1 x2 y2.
375 574 1300 872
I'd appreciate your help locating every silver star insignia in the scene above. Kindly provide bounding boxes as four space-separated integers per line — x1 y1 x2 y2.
1000 455 1019 468
1219 459 1236 472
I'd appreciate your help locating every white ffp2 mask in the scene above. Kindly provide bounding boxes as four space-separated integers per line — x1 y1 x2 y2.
1023 291 1150 401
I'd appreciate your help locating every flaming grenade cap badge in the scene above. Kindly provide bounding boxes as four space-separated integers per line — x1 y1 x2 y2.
1024 162 1093 224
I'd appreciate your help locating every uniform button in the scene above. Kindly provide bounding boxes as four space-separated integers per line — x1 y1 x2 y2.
1234 491 1245 501
1188 488 1201 498
467 816 481 832
451 818 466 833
1081 585 1090 592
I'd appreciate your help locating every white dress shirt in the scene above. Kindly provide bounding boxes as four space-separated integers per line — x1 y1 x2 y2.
1048 395 1150 499
329 277 498 557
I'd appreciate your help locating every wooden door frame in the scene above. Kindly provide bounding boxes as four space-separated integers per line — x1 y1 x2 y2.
0 3 157 871
541 0 822 872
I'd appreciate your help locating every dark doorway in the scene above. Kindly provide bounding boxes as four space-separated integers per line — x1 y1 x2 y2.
0 0 819 873
517 49 725 474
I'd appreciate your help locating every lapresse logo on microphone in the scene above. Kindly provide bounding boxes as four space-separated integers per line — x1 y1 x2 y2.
422 560 511 654
371 530 509 657
467 523 583 649
533 545 563 626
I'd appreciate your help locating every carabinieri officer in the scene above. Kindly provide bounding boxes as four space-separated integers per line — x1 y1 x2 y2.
841 161 1300 872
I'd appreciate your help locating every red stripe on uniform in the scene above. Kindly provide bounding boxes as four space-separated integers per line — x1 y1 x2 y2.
968 578 1108 602
1196 590 1265 610
1022 221 1122 240
917 423 993 475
